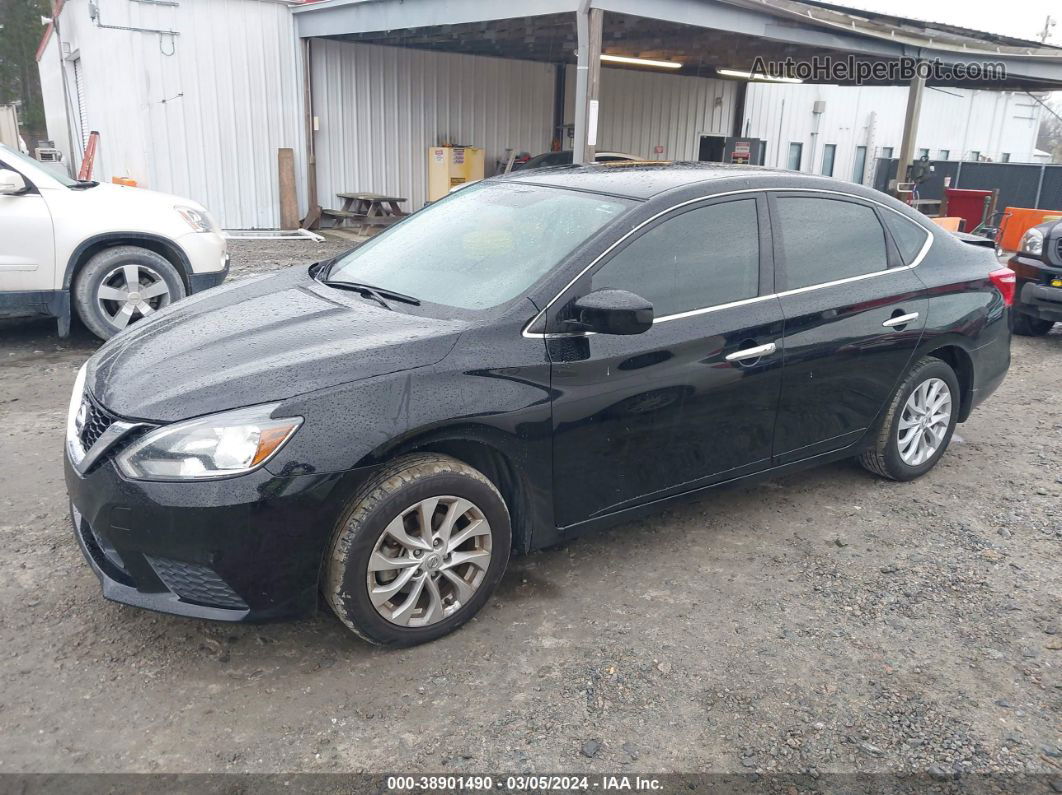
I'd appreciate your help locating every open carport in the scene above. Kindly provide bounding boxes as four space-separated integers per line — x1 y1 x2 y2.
293 0 1062 215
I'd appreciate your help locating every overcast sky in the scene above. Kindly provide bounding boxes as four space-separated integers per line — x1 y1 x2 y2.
837 0 1059 105
836 0 1056 43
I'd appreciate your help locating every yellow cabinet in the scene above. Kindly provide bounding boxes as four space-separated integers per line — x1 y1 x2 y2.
427 146 485 201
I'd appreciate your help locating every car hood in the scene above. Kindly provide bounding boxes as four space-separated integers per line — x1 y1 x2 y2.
69 181 209 211
87 267 468 422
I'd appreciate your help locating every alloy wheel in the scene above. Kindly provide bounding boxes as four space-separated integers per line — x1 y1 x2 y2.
96 263 172 330
366 496 492 627
897 377 952 466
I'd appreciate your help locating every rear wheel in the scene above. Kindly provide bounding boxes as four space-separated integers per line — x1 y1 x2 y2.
324 453 511 647
859 357 960 481
73 246 186 339
1013 312 1054 337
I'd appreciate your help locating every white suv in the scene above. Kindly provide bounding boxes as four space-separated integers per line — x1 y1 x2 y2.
0 143 228 339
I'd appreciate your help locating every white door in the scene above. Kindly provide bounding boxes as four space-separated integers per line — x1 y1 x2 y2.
0 168 56 291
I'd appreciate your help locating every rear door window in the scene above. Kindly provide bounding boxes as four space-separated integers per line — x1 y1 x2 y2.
774 196 888 290
881 211 931 265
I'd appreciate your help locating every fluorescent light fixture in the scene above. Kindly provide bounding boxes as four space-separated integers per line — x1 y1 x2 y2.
717 68 802 84
601 54 682 69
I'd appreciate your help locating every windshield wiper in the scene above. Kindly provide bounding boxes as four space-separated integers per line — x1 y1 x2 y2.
320 280 393 310
69 180 99 189
321 280 421 306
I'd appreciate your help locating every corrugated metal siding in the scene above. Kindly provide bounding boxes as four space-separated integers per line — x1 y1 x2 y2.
36 41 73 163
563 67 737 160
36 0 305 229
743 83 1045 184
312 41 555 212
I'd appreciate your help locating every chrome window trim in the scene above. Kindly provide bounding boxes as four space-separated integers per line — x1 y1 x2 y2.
522 187 935 339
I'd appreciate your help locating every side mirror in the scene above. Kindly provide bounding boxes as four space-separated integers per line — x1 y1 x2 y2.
0 169 28 196
569 288 654 335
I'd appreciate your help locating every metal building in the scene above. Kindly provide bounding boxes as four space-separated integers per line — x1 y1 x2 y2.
36 0 1062 228
36 0 306 229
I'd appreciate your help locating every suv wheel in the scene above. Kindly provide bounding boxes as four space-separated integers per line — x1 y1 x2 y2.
859 357 960 481
324 453 511 647
1013 313 1054 337
73 246 186 339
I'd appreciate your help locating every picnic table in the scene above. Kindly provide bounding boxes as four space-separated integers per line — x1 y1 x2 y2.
322 192 408 232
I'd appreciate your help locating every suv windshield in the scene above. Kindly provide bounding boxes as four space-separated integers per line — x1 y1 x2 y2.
0 143 78 187
327 182 632 310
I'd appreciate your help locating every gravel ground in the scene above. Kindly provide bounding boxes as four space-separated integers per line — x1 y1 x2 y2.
225 235 352 279
0 239 1060 781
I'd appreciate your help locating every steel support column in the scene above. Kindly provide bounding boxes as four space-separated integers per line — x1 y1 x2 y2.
573 4 602 164
893 66 926 198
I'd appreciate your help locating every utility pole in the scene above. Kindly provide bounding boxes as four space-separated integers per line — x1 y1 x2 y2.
1038 15 1056 44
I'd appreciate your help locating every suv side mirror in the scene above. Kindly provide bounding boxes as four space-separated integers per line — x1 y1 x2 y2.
569 289 654 335
0 169 28 196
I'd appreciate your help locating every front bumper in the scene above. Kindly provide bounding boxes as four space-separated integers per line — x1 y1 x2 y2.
178 230 229 294
1017 282 1062 322
1009 254 1062 322
65 450 379 622
187 255 230 293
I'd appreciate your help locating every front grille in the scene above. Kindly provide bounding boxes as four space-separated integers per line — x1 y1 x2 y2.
79 397 117 451
145 556 248 610
1054 236 1062 265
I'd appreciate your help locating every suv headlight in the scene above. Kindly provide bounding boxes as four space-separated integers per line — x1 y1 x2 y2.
116 403 302 481
1019 227 1044 257
175 205 219 234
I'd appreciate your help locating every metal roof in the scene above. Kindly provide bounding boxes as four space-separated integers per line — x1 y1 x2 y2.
293 0 1062 89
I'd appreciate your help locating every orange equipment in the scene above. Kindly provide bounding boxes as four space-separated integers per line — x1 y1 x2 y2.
78 131 99 181
996 207 1062 253
931 217 963 232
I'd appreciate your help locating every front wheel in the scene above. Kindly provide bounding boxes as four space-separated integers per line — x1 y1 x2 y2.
1013 313 1054 337
859 357 960 481
324 453 511 647
73 246 186 340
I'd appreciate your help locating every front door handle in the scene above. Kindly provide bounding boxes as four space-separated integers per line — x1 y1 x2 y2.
725 341 777 362
883 312 919 328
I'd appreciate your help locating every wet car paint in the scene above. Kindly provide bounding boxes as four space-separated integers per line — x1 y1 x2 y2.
67 163 1011 622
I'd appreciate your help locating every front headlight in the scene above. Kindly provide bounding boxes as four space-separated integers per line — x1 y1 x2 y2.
175 205 218 234
1019 227 1044 257
116 403 302 481
66 362 89 464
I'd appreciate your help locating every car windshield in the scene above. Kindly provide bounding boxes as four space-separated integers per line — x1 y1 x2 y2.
0 143 78 187
327 182 632 310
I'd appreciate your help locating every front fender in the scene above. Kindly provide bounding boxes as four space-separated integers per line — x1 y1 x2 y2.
267 359 554 478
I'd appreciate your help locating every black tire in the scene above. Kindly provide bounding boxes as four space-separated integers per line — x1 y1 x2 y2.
323 453 511 647
859 356 960 482
1013 312 1054 337
73 245 186 340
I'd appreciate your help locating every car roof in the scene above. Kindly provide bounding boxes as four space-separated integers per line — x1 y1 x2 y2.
499 161 850 200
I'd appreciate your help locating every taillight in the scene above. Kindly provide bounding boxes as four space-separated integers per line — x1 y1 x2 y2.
989 267 1016 307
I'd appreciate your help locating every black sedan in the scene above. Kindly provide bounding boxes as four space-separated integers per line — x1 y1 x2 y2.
65 163 1013 646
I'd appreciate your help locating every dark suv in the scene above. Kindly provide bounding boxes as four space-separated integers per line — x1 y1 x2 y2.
1009 218 1062 336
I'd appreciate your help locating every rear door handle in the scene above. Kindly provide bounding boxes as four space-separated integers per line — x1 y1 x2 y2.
725 342 777 362
883 312 919 328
